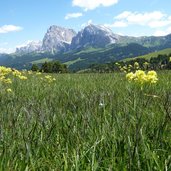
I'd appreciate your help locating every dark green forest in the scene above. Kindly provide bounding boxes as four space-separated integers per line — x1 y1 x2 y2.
31 61 68 73
88 54 171 73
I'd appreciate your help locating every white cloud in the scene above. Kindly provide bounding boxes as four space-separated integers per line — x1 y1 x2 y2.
72 0 118 10
0 25 23 34
167 26 171 33
113 11 171 28
115 11 132 20
153 26 171 36
87 19 93 25
148 20 171 28
115 11 165 24
153 30 166 36
81 19 93 28
0 47 15 54
65 12 83 20
105 21 128 28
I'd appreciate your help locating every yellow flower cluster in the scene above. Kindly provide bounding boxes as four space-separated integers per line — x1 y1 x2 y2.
134 62 139 70
36 72 42 75
116 62 144 73
43 75 56 83
143 62 149 66
0 66 12 75
0 66 28 93
117 61 150 74
0 66 13 93
120 65 134 73
6 88 12 93
12 69 28 80
116 63 131 73
0 66 12 84
28 71 33 75
126 70 158 84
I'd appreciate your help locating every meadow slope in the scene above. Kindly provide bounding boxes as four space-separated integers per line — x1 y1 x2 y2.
0 71 171 170
123 48 171 61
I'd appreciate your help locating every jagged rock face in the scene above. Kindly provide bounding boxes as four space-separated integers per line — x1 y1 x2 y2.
16 41 42 54
70 24 119 49
42 25 76 53
15 24 171 55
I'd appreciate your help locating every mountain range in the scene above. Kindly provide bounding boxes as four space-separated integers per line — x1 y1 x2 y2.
15 24 120 54
1 24 171 71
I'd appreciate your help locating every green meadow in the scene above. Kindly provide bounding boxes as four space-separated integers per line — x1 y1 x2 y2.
0 71 171 170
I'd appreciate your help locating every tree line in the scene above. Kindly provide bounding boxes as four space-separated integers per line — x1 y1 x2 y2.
88 53 171 73
31 61 68 73
31 54 171 73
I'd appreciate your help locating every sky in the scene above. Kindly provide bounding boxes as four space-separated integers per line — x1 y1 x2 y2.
0 0 171 53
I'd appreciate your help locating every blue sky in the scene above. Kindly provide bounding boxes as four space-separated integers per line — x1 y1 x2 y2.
0 0 171 53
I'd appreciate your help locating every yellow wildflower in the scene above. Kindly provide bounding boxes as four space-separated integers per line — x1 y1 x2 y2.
143 62 149 70
18 75 27 80
115 62 120 66
0 76 5 81
146 70 158 84
126 72 135 81
44 75 56 83
12 70 22 77
128 64 132 68
28 71 33 74
126 70 158 84
36 72 41 75
6 88 12 93
0 66 12 76
123 66 127 70
169 57 171 62
45 75 52 79
134 70 147 84
3 78 12 84
134 62 139 69
143 62 149 66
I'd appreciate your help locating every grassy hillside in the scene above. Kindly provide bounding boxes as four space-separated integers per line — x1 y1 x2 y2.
0 68 171 170
123 48 171 61
0 43 153 71
56 43 151 71
1 43 171 71
63 57 85 66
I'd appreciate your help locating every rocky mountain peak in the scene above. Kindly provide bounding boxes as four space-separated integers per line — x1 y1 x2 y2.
70 24 119 49
16 41 42 54
42 25 76 53
84 24 112 34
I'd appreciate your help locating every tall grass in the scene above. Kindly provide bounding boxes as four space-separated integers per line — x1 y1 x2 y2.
0 71 171 170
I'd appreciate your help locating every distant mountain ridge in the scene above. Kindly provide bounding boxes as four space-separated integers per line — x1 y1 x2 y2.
1 24 171 71
16 41 42 54
16 24 120 54
117 34 171 49
15 24 171 54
